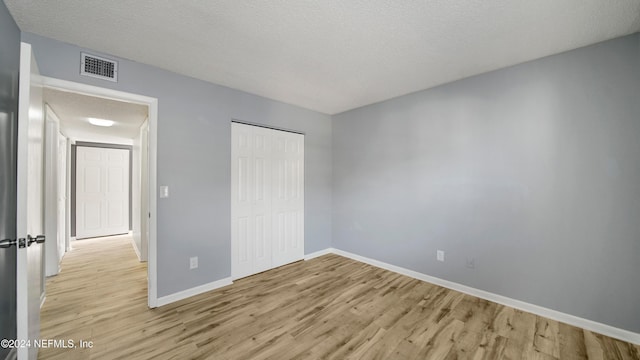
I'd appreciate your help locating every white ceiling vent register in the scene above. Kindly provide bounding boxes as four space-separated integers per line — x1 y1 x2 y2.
80 52 118 82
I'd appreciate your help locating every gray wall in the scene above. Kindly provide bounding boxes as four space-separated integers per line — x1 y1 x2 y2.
22 32 332 297
0 1 20 357
333 34 640 333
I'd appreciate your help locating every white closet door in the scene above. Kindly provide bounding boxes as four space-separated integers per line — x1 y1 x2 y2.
251 127 273 273
231 123 303 279
76 147 130 239
231 124 257 279
271 130 304 268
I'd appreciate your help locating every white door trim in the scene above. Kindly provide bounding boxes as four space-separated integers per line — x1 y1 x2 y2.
39 76 159 308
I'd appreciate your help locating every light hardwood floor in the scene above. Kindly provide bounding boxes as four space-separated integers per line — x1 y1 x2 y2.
39 235 640 360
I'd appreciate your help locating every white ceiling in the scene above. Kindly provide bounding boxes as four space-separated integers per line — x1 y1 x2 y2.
7 1 640 115
43 88 148 140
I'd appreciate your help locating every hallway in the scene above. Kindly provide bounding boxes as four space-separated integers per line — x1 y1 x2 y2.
39 235 157 359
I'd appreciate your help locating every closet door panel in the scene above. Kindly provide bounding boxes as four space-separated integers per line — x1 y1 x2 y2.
231 124 254 279
271 131 304 268
232 123 303 279
252 127 272 274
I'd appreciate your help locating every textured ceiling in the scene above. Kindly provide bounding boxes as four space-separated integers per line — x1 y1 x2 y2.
7 0 640 114
43 88 148 140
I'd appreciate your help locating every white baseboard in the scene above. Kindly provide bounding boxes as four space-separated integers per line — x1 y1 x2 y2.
322 248 640 345
304 248 333 260
156 277 233 307
130 237 142 261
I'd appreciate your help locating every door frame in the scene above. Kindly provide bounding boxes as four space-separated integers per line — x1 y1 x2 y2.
39 76 160 307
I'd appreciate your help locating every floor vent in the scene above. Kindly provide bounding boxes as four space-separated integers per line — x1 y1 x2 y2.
80 52 118 82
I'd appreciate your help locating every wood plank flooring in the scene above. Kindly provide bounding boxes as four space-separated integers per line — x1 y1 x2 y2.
39 235 640 359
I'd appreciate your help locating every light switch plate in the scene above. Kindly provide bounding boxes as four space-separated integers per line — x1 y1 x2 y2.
160 186 169 198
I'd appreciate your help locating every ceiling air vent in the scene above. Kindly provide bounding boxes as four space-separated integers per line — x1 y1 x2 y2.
80 52 118 82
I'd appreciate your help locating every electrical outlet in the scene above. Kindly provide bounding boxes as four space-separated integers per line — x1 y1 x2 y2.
190 256 198 270
466 257 476 269
437 250 445 262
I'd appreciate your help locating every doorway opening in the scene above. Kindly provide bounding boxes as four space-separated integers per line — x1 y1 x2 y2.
40 76 159 307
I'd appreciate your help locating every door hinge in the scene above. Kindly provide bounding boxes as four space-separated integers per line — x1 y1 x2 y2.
18 238 26 248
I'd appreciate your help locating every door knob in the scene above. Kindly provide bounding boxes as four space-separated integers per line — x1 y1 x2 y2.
0 238 27 248
0 239 17 248
27 235 45 246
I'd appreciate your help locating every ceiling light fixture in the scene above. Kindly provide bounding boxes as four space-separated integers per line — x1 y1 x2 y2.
88 117 115 127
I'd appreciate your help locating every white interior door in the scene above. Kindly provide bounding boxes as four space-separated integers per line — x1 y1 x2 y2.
231 123 257 278
44 111 60 277
231 124 272 278
57 133 67 260
17 42 45 360
231 123 303 279
76 147 130 239
271 130 304 268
